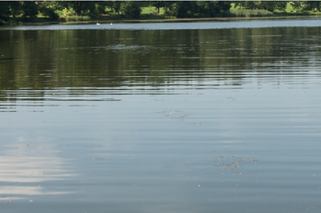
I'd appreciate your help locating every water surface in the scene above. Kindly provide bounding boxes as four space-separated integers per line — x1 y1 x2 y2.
0 19 321 213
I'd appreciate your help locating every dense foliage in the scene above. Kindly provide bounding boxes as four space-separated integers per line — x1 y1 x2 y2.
1 1 321 24
120 1 142 19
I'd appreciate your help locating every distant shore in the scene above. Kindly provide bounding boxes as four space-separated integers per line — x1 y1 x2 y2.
120 15 321 22
4 14 319 27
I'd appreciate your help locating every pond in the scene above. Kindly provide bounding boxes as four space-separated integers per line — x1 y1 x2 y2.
0 19 321 213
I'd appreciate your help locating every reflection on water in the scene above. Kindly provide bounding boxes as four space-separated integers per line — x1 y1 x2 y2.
0 140 75 201
1 24 321 101
0 20 321 212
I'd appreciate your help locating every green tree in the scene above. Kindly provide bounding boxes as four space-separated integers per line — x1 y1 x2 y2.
235 1 260 10
110 1 123 15
290 1 309 12
37 1 63 21
9 2 23 19
67 2 96 16
120 1 141 18
259 1 287 12
94 2 108 15
150 1 165 14
164 1 198 18
0 2 11 22
235 1 287 12
197 1 231 17
305 1 321 11
21 1 38 19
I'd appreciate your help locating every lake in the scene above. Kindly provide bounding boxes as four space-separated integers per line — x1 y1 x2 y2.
0 18 321 213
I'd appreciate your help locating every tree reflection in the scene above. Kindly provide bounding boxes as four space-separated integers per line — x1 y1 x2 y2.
0 25 320 102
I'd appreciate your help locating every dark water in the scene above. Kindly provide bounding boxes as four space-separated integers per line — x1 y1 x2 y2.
0 20 321 213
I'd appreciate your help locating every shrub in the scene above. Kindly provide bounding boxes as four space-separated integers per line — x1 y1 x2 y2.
230 9 274 17
65 16 91 22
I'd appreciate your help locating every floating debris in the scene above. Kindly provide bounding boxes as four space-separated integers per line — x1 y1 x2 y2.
217 163 240 170
209 154 258 173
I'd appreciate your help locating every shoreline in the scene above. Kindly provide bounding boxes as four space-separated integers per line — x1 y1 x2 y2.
3 14 321 26
123 15 321 22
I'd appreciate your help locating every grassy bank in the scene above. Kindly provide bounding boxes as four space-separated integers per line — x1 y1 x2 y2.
227 9 274 17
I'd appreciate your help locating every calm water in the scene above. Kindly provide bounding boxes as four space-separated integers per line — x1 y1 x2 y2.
0 19 321 213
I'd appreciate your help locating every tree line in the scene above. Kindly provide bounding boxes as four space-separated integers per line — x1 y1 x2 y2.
1 1 321 23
